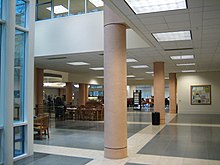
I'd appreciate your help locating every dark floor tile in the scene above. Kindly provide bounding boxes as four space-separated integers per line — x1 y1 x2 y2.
170 114 220 124
127 113 152 122
138 125 220 160
125 163 149 165
35 120 148 151
14 152 92 165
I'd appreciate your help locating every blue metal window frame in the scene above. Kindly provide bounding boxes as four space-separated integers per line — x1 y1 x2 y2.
16 0 27 27
14 30 26 122
13 126 25 157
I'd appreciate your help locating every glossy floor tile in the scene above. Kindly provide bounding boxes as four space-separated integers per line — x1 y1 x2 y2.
35 119 148 150
138 125 220 160
170 114 220 124
29 112 220 165
14 152 92 165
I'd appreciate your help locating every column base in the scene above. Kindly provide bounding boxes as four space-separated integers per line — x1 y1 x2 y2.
104 147 127 159
160 119 165 124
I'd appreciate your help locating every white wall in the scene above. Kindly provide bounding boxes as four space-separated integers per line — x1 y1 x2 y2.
127 85 136 98
35 12 148 57
177 71 220 114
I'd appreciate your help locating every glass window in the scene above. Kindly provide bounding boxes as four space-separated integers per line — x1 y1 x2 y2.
14 126 25 157
37 2 52 20
14 30 25 122
0 130 2 163
0 131 2 164
0 0 2 19
0 25 2 125
16 0 26 27
53 0 68 18
69 0 85 15
87 0 103 13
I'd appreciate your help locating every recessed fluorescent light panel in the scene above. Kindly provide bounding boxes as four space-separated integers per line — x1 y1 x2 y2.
131 65 149 68
127 75 135 78
90 67 104 70
125 0 187 14
89 0 103 7
170 55 194 60
176 63 195 66
96 76 104 78
146 71 154 74
126 58 138 63
67 62 90 66
153 30 191 42
135 78 145 80
182 70 196 73
47 5 68 14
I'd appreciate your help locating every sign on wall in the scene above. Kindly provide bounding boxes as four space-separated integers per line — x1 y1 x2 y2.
191 85 211 105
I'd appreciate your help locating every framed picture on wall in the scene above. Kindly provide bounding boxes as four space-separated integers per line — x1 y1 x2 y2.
191 85 211 105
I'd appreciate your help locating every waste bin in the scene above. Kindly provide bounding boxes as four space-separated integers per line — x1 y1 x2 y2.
152 112 160 125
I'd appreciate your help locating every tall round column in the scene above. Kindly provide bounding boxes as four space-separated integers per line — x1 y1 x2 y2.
84 84 88 103
36 68 44 105
153 62 165 124
169 73 177 114
104 6 127 159
66 82 73 104
78 83 86 106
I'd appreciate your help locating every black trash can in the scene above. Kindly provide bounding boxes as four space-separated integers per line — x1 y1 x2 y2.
152 112 160 125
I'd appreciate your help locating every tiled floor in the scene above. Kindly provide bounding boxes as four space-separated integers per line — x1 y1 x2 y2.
16 111 220 165
14 152 92 165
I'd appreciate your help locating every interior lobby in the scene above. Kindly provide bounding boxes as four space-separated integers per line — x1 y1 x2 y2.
1 0 220 165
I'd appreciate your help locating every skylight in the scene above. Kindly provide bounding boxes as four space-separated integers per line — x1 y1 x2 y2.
153 30 191 42
89 0 103 7
131 65 149 68
176 63 195 66
90 67 104 70
126 58 138 63
67 62 90 66
47 5 68 14
170 55 194 60
125 0 187 14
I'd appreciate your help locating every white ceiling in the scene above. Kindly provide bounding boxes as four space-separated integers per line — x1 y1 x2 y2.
35 0 220 81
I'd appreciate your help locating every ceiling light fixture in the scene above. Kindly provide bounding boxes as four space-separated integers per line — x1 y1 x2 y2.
176 63 195 66
43 82 66 88
182 70 196 73
89 0 103 7
131 65 149 68
127 75 135 78
125 0 187 14
126 58 138 63
67 62 90 66
153 30 191 42
135 78 145 80
96 76 104 78
90 67 104 70
47 5 68 14
170 55 194 60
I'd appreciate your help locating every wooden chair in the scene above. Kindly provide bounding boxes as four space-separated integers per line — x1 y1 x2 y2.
34 115 50 139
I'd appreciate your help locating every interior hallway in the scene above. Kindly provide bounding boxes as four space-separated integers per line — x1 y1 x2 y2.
15 111 220 165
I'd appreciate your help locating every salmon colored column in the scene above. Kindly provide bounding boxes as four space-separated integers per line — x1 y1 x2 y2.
104 5 127 159
84 84 88 103
153 62 165 124
169 73 177 114
78 83 86 106
66 82 73 104
36 68 44 114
